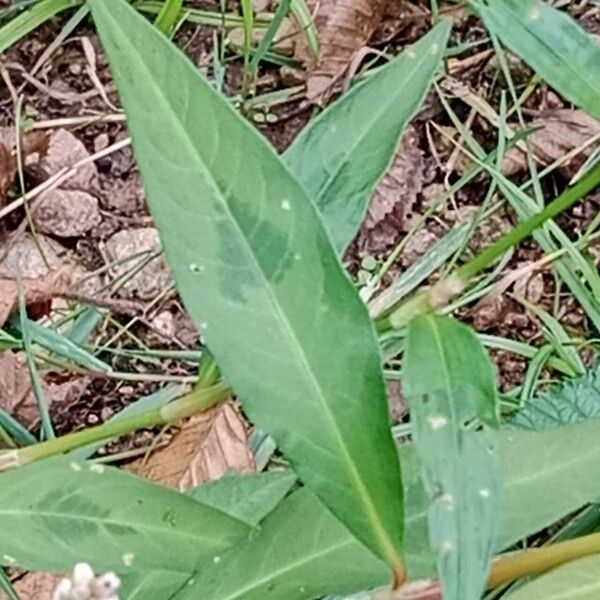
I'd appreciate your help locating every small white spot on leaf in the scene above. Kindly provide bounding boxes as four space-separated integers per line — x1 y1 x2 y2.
427 415 448 430
281 199 292 211
89 463 105 474
2 554 15 564
479 488 491 498
122 553 135 567
70 462 82 472
213 556 221 564
440 541 454 554
529 7 541 19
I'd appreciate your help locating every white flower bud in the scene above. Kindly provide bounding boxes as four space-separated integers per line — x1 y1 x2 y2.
92 572 120 599
72 563 95 589
52 579 73 600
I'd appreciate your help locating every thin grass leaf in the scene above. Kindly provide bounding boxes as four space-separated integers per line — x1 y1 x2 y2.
24 320 110 373
90 0 405 573
0 410 36 446
0 457 249 574
0 0 81 54
135 1 268 28
284 22 450 253
17 284 54 440
0 329 19 351
154 0 182 36
0 569 19 600
290 0 318 57
404 314 501 600
472 0 600 120
248 0 291 74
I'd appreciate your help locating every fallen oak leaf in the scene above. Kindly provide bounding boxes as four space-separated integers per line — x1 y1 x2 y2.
130 400 255 490
0 266 71 327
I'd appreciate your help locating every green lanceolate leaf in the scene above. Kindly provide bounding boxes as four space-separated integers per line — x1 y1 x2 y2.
284 22 450 253
504 555 600 600
512 363 600 430
0 458 248 574
153 0 182 35
496 417 600 550
404 315 501 600
188 470 297 526
90 0 405 574
175 489 390 600
472 0 600 120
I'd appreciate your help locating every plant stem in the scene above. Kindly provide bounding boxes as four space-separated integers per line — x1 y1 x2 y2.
377 163 600 331
4 382 231 470
487 531 600 589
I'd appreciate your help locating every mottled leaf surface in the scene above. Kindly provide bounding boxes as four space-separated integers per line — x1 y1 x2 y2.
404 315 501 600
90 0 404 569
0 458 248 574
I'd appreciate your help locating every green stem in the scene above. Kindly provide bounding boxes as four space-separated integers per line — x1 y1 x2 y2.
4 382 231 470
378 164 600 331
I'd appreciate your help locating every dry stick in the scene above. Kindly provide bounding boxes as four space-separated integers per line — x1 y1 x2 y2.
0 137 131 221
376 163 600 331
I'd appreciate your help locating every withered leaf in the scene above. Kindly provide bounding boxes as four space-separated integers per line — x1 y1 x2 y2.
131 400 255 490
0 267 71 327
503 109 600 178
34 189 101 237
357 126 426 255
2 572 61 600
300 0 387 99
0 351 89 429
0 143 16 200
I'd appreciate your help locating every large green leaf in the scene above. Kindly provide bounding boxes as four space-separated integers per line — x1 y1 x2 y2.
504 555 600 600
404 315 501 600
89 0 404 571
283 22 450 253
512 364 600 430
175 489 390 600
188 470 297 526
0 458 248 574
496 418 600 550
471 0 600 120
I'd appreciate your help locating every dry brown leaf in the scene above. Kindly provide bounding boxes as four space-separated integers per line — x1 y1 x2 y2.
131 400 255 490
357 126 426 255
34 189 101 237
0 143 16 200
299 0 387 99
0 351 89 429
0 266 71 326
1 572 62 600
503 109 600 177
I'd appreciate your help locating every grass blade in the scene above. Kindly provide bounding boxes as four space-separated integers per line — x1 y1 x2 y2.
0 0 81 54
471 0 600 120
90 0 405 575
404 315 501 599
153 0 182 36
284 22 450 253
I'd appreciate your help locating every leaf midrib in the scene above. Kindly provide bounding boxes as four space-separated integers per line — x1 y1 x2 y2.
97 3 400 565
